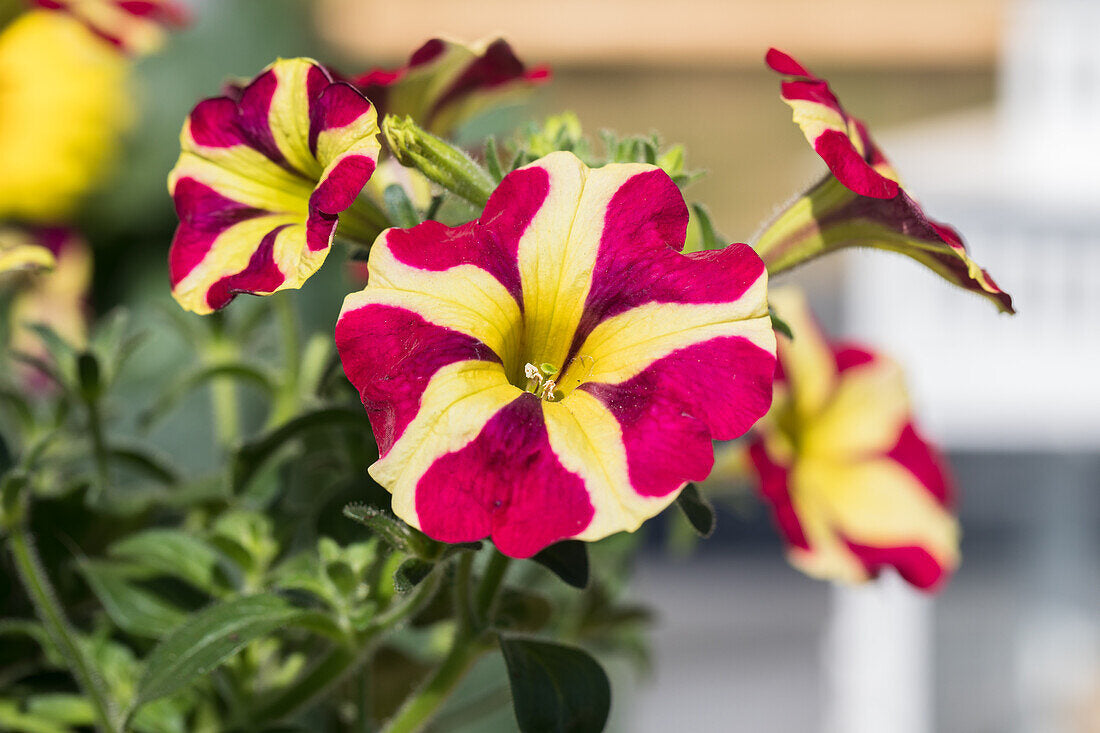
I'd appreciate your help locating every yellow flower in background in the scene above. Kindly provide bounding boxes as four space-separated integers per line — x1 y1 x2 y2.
0 10 130 222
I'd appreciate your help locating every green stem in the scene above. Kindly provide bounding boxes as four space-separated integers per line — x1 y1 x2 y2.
378 551 511 732
473 551 510 630
378 632 485 733
453 552 474 632
269 295 301 426
8 526 121 733
84 398 111 507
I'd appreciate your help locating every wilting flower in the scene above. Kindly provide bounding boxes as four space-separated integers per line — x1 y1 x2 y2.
336 151 776 557
353 37 550 137
0 229 56 274
748 288 959 590
168 58 382 314
6 228 92 391
0 10 130 222
756 48 1014 314
32 0 187 56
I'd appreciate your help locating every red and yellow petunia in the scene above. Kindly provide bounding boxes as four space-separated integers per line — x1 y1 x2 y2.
336 151 776 558
6 228 92 392
0 228 57 275
32 0 187 56
748 288 959 590
168 58 382 314
757 48 1013 314
352 37 550 137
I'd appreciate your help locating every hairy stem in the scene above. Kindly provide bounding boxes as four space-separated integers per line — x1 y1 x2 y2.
8 526 121 733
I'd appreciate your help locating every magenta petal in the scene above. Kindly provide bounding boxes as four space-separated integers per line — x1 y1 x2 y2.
335 304 501 456
414 395 595 558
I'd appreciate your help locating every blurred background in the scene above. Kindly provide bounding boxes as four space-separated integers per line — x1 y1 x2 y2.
56 0 1100 730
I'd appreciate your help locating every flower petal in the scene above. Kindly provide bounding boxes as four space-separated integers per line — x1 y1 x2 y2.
756 174 1015 314
353 37 549 136
766 48 898 199
168 58 380 313
33 0 187 56
791 455 959 590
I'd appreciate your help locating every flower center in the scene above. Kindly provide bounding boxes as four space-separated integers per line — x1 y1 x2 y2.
523 362 560 401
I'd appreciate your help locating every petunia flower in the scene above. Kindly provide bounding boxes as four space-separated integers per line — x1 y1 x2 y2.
0 10 130 223
6 228 92 392
748 288 959 590
336 151 776 558
32 0 187 56
168 58 383 315
352 37 550 137
756 48 1014 314
0 228 56 274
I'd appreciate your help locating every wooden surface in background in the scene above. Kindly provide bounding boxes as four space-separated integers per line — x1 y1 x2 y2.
316 0 1003 67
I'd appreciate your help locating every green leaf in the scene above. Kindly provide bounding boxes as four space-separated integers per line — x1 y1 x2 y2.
231 406 371 492
769 306 794 341
676 483 716 538
343 503 437 559
383 184 421 228
484 136 505 182
76 352 101 402
531 541 589 589
691 203 721 251
393 558 434 594
140 362 276 430
106 443 179 486
109 529 225 594
78 561 187 638
499 636 611 733
134 594 305 707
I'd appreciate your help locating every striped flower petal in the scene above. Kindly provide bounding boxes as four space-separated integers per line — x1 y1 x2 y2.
33 0 187 56
759 49 1014 314
0 228 57 274
353 37 550 137
168 58 382 314
336 151 775 558
749 288 959 591
7 228 92 392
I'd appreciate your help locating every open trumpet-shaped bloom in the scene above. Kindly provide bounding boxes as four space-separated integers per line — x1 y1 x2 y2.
336 152 776 557
168 58 381 314
749 289 959 590
757 48 1013 314
33 0 187 55
353 37 550 137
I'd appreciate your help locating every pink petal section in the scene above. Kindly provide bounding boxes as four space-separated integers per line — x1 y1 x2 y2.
832 344 876 374
414 394 594 557
169 178 265 284
574 169 765 347
814 129 900 199
844 541 949 590
887 423 953 505
383 165 550 302
748 441 809 550
765 47 812 77
583 335 774 497
307 154 377 250
335 304 501 456
205 224 289 310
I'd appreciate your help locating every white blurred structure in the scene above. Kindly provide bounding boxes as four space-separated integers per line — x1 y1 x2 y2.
844 0 1100 451
833 2 1100 732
